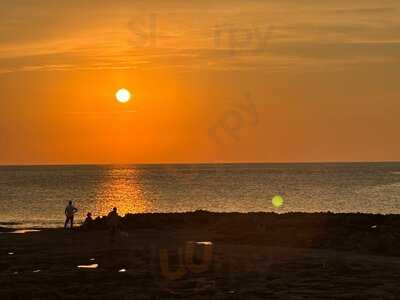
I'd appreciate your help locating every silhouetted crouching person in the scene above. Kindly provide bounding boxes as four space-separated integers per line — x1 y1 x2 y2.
82 212 93 230
64 201 78 229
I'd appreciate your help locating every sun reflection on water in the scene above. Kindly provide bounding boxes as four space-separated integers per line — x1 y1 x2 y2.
94 167 152 217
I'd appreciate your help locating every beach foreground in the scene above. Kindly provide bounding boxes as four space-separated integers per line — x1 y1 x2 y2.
1 211 400 299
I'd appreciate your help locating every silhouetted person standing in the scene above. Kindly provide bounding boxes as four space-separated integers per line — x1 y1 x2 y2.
64 201 78 229
107 207 120 243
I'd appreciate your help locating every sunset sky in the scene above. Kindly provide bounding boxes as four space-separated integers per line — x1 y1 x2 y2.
1 0 400 164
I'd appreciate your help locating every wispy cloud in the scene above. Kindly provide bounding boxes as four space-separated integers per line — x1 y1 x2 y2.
0 0 400 74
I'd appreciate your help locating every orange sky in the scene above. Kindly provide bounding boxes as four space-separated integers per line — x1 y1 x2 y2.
1 0 400 164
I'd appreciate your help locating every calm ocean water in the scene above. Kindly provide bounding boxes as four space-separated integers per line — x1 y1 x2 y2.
1 163 400 228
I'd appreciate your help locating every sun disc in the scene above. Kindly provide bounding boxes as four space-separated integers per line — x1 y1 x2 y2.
115 88 131 103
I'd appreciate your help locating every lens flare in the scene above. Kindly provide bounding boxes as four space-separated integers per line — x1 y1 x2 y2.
272 195 284 208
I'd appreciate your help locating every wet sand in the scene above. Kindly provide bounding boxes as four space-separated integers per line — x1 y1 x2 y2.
1 212 400 299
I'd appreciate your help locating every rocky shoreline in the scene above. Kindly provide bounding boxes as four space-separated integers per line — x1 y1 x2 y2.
86 211 400 256
1 212 400 299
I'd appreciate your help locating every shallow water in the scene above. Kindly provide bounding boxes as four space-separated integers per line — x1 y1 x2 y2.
77 264 98 269
1 163 400 228
9 229 41 234
187 241 213 246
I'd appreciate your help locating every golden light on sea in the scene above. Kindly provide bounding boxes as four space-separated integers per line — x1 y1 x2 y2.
95 167 152 217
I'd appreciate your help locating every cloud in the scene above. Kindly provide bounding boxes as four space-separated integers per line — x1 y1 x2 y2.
0 0 400 74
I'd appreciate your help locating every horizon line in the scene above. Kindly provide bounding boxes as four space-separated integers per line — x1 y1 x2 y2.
1 160 400 167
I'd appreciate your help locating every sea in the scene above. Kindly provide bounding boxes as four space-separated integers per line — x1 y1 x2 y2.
1 162 400 228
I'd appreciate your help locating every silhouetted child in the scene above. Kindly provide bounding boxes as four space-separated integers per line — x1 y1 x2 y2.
82 212 93 229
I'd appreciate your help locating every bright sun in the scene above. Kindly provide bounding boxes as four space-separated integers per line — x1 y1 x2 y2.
115 88 132 103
